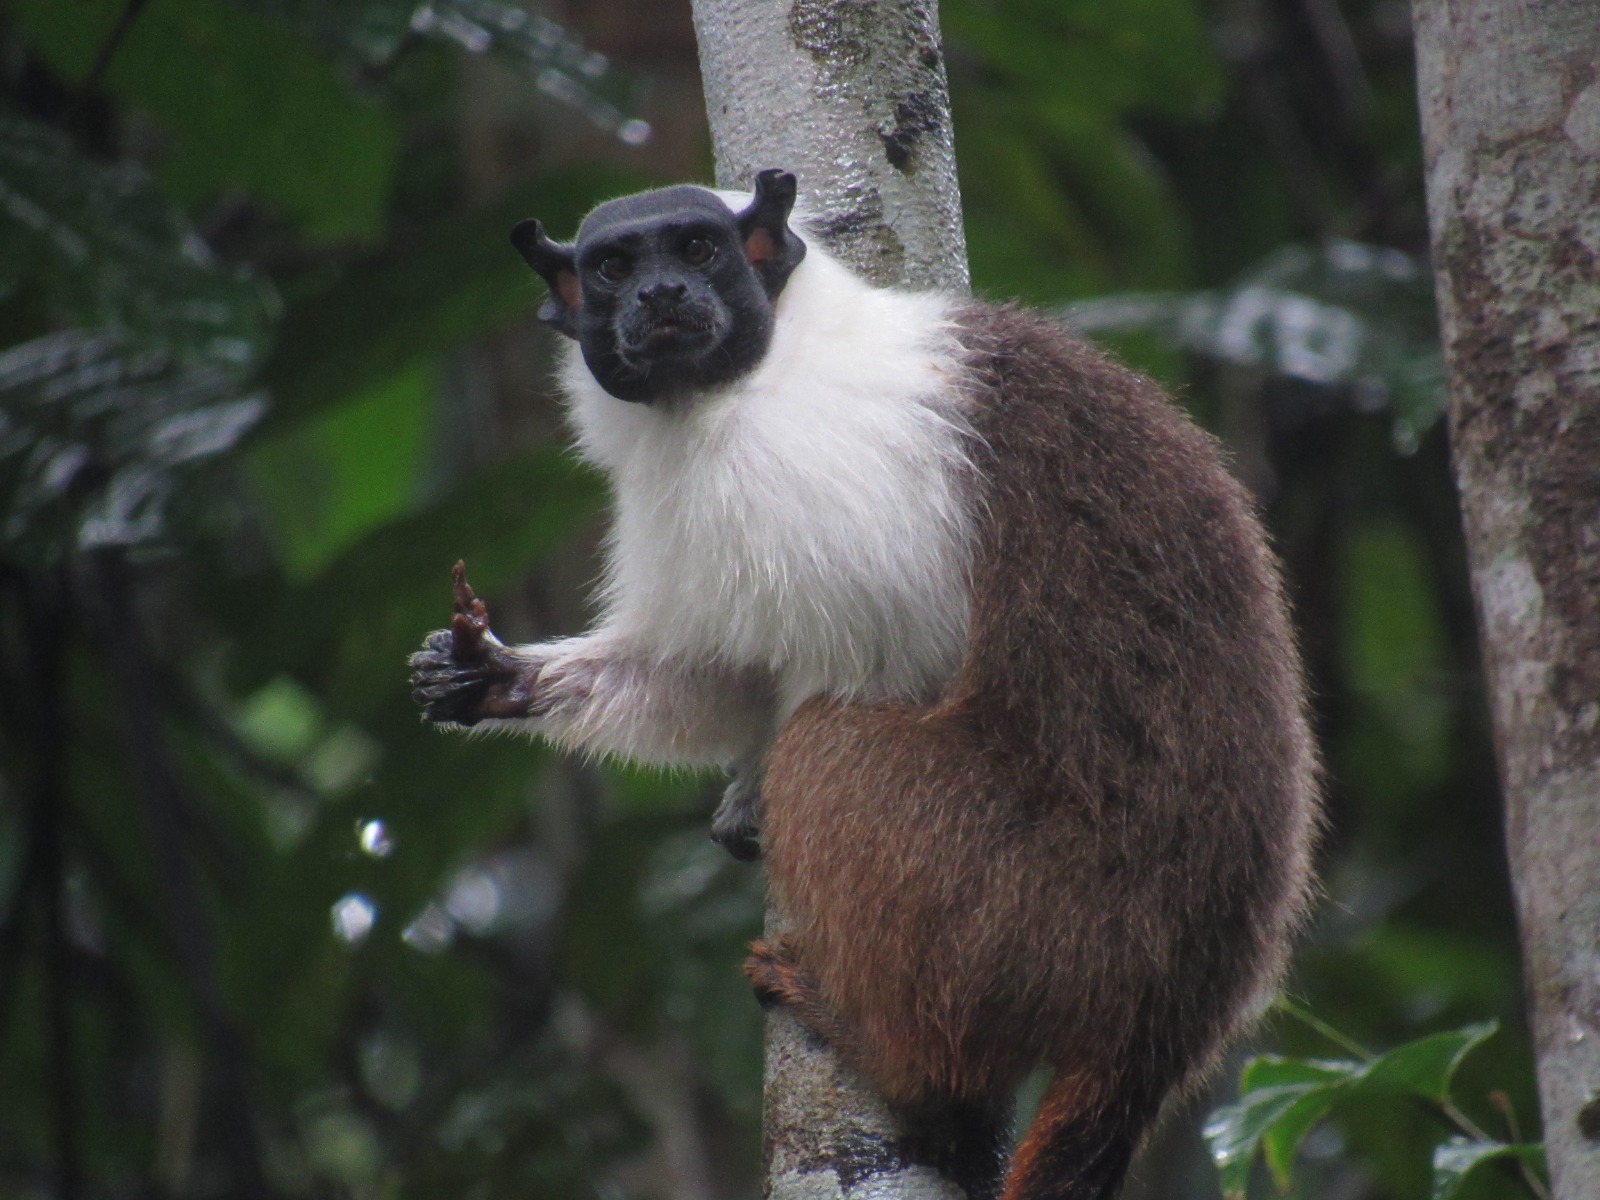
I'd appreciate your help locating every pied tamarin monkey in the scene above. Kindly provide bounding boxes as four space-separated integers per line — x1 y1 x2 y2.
409 171 1319 1200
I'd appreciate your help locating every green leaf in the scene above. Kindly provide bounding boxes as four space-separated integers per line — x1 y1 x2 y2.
1355 1022 1498 1103
13 0 397 242
238 0 416 61
0 115 276 368
944 0 1223 117
239 0 650 142
1343 519 1450 699
1239 1054 1359 1092
225 446 603 712
1205 1077 1347 1198
1432 1138 1545 1200
1338 520 1454 807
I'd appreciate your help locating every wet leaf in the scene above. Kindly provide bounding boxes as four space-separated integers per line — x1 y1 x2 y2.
1206 1080 1343 1198
1205 1024 1502 1197
1431 1138 1545 1200
237 0 649 140
0 333 264 561
1356 1022 1498 1104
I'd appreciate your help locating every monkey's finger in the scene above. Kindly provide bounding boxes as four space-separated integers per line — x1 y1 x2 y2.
411 663 485 697
413 682 487 727
410 630 456 664
450 609 488 656
408 655 461 682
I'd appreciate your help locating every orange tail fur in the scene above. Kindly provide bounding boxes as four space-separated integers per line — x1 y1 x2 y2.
999 1073 1159 1200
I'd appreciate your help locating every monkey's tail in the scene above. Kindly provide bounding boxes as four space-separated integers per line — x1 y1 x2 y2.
999 1073 1161 1200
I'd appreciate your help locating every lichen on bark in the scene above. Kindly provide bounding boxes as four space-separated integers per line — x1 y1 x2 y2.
1414 1 1600 1195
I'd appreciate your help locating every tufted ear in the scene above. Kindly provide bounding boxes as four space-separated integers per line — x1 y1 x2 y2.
510 219 580 338
735 170 807 299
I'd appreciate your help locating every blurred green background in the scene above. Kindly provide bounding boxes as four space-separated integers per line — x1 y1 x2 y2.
0 1 1534 1197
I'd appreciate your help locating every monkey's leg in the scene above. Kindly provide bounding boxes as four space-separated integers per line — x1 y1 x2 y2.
746 939 1011 1200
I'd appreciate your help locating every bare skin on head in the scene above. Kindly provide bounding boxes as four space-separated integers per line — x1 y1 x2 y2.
409 172 1320 1200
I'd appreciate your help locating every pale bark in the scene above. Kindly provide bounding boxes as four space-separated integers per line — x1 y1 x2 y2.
688 2 979 1196
691 0 967 293
1413 3 1600 1197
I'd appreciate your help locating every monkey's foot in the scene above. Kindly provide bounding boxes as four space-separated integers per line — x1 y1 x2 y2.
711 774 763 862
744 938 811 1009
744 939 851 1051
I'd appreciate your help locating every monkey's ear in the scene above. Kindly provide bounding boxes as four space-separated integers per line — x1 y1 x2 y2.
736 169 807 299
511 219 580 338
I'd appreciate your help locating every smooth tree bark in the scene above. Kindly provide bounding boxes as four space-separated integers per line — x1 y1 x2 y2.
1413 3 1600 1196
688 2 980 1197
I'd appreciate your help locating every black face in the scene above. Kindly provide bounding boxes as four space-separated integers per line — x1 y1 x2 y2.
511 170 807 404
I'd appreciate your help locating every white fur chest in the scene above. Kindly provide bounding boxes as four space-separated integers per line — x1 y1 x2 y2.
558 250 976 712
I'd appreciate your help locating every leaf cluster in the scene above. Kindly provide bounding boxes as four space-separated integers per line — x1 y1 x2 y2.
1208 1020 1546 1200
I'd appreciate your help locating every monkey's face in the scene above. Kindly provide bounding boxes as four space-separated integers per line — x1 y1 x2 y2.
570 190 774 402
512 173 807 404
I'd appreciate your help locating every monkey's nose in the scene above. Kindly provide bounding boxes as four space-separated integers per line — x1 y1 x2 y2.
638 281 688 311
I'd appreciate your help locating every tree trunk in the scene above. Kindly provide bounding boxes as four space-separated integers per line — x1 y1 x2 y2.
691 0 967 293
1412 4 1600 1197
688 3 983 1197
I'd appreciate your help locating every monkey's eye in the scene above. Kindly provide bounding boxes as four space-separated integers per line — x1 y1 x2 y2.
681 237 715 267
597 256 631 283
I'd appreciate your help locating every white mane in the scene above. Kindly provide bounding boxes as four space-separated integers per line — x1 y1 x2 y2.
556 186 976 717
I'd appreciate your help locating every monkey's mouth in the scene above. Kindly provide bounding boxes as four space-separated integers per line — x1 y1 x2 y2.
621 313 718 360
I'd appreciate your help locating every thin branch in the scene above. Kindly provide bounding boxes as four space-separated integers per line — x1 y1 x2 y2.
80 0 151 95
1272 996 1374 1060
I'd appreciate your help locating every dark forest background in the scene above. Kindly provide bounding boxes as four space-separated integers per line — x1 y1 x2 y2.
0 1 1537 1197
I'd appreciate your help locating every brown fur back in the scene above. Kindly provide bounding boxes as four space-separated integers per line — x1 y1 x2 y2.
760 305 1319 1143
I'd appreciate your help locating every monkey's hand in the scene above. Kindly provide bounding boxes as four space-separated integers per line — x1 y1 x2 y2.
409 562 544 726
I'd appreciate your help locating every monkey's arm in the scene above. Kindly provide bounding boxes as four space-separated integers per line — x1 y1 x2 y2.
410 565 775 758
410 566 777 858
411 627 775 759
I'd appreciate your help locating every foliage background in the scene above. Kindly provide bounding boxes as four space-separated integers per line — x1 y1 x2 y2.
0 1 1536 1197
